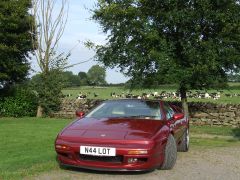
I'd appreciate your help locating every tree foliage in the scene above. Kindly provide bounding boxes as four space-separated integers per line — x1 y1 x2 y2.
30 70 65 115
93 0 240 87
87 65 107 86
61 71 81 87
78 71 88 86
92 0 240 114
0 0 34 95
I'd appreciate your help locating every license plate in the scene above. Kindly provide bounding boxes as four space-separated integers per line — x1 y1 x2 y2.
80 146 116 156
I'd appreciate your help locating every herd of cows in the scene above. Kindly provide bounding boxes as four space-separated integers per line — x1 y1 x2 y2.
64 90 240 100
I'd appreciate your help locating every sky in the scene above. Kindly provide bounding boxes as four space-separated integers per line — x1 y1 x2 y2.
31 0 129 84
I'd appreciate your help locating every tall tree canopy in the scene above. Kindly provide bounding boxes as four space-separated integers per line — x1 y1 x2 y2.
0 0 33 94
92 0 240 115
62 71 81 87
87 65 107 86
78 71 88 85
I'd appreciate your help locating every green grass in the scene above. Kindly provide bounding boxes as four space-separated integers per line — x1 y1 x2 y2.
0 118 239 179
0 117 72 180
228 82 240 89
190 137 240 148
62 83 240 104
190 125 240 148
190 125 240 138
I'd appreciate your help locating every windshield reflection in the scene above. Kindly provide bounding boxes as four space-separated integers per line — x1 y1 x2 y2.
86 100 162 120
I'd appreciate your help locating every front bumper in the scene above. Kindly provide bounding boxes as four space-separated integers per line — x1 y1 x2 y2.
55 140 164 171
57 153 162 171
60 162 156 172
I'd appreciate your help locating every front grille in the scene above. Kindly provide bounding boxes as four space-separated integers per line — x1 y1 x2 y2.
79 154 123 163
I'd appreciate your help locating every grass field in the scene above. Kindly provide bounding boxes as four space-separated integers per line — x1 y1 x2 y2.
0 117 240 180
62 83 240 104
0 118 72 180
191 125 240 137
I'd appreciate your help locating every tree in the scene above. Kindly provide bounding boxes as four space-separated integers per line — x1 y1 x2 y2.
61 71 81 87
0 0 34 95
87 65 107 86
78 71 88 85
92 0 240 116
31 0 69 116
31 0 69 74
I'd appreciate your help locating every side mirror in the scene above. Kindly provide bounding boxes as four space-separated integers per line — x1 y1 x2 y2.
76 110 85 118
173 113 184 121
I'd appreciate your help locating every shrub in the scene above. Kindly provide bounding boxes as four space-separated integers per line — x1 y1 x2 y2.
30 70 65 115
0 85 38 117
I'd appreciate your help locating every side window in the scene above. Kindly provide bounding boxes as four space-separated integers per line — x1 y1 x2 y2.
163 103 175 120
171 105 183 113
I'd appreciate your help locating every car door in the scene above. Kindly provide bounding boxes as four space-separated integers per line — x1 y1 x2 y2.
163 103 182 142
170 104 188 139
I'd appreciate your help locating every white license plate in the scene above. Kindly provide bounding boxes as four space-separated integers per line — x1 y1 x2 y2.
80 146 116 156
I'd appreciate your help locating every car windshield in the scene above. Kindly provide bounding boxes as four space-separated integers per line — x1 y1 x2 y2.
86 100 162 120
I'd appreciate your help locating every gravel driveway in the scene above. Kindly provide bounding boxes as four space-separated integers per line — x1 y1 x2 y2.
29 146 240 180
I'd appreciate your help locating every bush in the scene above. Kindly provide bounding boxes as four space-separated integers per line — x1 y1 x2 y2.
0 85 38 117
0 98 3 117
30 70 65 115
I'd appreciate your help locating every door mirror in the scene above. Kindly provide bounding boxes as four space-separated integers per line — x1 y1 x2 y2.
173 113 184 121
76 110 85 118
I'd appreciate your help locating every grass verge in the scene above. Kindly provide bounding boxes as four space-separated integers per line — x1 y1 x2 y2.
190 125 240 138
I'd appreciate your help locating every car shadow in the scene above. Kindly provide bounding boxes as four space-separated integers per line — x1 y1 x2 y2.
232 128 240 140
59 164 152 175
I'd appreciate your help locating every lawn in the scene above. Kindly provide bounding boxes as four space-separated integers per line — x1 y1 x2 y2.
0 117 240 180
190 125 240 138
62 83 240 104
190 126 240 148
0 118 72 180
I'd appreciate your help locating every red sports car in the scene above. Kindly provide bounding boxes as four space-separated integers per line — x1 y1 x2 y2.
55 99 189 171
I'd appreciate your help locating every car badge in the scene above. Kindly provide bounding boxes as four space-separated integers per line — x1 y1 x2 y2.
100 134 106 137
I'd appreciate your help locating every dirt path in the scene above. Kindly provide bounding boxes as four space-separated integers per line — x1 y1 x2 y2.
28 146 240 180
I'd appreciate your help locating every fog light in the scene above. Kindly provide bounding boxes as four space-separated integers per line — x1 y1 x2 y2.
128 158 138 163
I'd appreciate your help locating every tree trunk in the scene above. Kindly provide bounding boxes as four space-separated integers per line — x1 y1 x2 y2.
36 105 43 117
180 86 189 118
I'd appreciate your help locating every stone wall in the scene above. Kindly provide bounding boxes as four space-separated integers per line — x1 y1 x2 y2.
189 103 240 128
51 99 103 119
52 99 240 128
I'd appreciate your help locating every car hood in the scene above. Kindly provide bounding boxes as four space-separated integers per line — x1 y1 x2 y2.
60 117 165 141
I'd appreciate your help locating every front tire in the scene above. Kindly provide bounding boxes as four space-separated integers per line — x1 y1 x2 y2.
160 134 177 170
177 128 189 152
